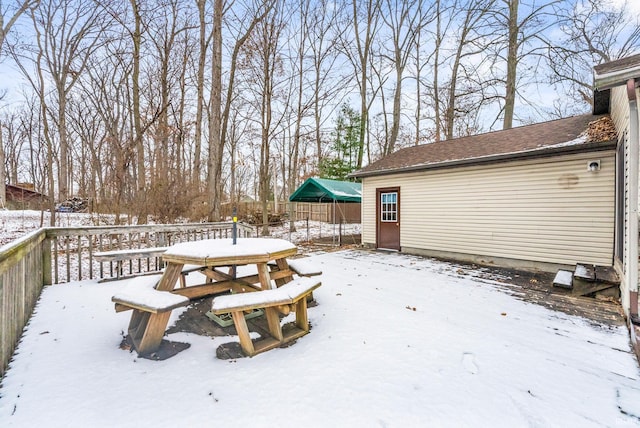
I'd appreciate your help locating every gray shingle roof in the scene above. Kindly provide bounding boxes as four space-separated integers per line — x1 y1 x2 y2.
351 114 616 178
594 54 640 76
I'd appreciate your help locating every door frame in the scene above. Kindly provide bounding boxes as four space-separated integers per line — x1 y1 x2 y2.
376 187 400 250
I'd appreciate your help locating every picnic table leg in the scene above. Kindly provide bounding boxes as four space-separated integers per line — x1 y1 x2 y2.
294 297 309 332
231 311 255 356
156 262 184 291
264 307 283 341
274 258 293 287
128 310 172 355
256 262 273 290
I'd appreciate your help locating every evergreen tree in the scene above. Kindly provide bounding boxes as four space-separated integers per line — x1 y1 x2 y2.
319 104 361 180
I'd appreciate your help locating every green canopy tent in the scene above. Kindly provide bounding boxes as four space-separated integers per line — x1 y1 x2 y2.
289 177 361 244
289 177 361 203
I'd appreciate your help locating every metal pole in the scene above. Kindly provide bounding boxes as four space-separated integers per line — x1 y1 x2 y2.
232 206 237 245
332 199 336 246
232 206 237 278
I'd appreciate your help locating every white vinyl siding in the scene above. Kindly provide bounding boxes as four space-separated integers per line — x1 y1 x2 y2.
609 86 640 313
362 182 377 245
610 86 630 134
362 151 616 266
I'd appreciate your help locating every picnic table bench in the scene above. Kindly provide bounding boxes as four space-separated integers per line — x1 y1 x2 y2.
94 247 168 281
111 275 190 354
95 247 205 286
211 277 322 357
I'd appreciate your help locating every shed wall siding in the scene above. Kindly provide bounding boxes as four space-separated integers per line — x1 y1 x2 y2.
610 86 630 133
362 151 616 267
609 86 640 313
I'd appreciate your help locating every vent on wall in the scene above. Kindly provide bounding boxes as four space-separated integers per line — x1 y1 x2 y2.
587 160 601 172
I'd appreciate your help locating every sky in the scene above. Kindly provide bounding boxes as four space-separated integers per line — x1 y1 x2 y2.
2 0 638 119
0 246 639 427
611 0 640 14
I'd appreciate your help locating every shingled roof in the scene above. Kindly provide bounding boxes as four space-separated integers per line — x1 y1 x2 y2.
351 114 617 178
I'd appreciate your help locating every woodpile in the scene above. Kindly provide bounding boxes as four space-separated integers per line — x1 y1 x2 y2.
587 116 617 143
242 211 284 226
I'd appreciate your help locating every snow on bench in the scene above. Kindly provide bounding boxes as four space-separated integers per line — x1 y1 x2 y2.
112 275 189 313
212 276 321 313
211 277 322 357
267 257 322 279
287 258 322 277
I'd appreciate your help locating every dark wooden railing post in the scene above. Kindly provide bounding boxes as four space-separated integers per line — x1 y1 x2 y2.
42 234 52 286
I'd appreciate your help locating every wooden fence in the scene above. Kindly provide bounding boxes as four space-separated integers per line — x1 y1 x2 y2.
0 221 251 378
224 201 361 224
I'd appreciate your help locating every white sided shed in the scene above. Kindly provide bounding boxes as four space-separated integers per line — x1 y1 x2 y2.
351 114 618 271
594 54 640 321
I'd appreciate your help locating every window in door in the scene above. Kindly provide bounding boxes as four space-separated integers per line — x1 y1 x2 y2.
381 192 397 222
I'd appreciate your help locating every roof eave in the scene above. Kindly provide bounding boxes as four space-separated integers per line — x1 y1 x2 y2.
350 140 617 179
594 69 640 91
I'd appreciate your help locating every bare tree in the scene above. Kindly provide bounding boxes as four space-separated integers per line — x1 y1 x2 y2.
305 0 345 164
206 0 274 221
444 0 495 139
192 0 207 187
489 0 559 129
281 0 344 231
409 0 431 146
28 0 107 202
341 0 381 168
206 0 223 220
379 0 430 155
75 34 135 220
546 0 640 113
0 0 38 208
238 2 289 235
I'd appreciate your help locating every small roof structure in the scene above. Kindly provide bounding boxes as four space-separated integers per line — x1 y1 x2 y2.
5 184 48 209
350 114 617 178
289 177 361 203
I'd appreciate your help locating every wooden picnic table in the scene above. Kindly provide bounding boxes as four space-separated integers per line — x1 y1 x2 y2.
115 238 300 355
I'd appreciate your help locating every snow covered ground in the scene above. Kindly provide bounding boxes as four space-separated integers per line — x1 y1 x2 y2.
1 249 639 427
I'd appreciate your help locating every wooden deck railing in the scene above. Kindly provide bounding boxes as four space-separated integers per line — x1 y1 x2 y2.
0 221 253 378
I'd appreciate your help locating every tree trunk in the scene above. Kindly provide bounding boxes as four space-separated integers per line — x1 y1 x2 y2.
57 95 69 200
0 120 5 208
0 0 30 208
207 0 223 221
503 0 518 130
193 0 206 187
130 0 147 223
445 35 464 140
433 0 442 142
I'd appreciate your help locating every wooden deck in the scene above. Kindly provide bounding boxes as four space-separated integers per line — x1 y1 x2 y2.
466 266 626 327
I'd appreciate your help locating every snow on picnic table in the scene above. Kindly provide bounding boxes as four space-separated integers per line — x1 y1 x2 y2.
163 237 296 259
0 250 639 427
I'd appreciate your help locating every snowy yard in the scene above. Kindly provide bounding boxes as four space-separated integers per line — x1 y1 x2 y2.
0 249 639 427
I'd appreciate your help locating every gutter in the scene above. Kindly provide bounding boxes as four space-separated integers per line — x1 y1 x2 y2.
595 62 640 91
628 78 640 323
